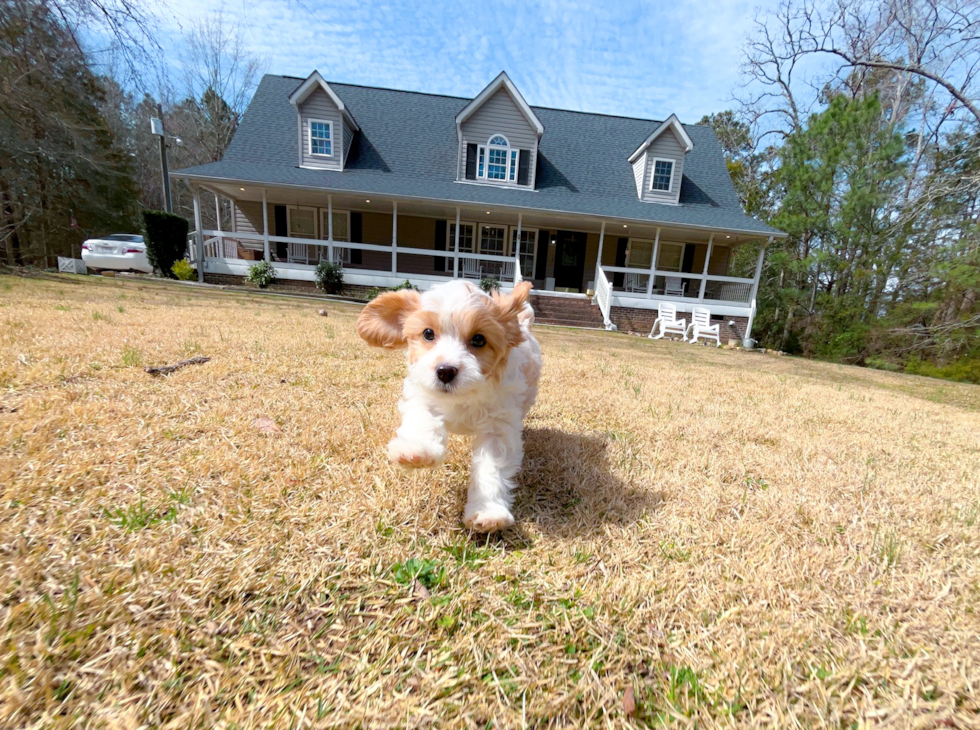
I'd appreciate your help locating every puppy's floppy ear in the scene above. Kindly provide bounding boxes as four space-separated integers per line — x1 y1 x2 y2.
492 281 533 318
357 290 422 348
492 281 533 347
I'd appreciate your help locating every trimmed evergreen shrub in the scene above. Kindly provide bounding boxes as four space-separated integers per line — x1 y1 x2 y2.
314 261 344 294
142 210 189 278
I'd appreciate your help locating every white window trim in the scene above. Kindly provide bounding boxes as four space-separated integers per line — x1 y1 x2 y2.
286 205 318 239
308 119 334 158
477 223 509 256
511 227 539 275
476 134 522 186
319 209 350 242
649 157 675 193
447 221 477 253
626 237 656 269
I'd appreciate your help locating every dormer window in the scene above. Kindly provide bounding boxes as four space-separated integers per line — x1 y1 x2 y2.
309 120 333 157
477 135 519 183
650 158 674 191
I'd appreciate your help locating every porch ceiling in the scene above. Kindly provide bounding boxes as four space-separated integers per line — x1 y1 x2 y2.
206 181 765 247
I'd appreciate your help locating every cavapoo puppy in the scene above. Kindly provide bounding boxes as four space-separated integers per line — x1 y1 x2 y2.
357 279 541 532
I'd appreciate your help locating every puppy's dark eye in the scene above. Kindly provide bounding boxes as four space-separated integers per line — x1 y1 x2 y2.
422 328 435 341
470 334 486 348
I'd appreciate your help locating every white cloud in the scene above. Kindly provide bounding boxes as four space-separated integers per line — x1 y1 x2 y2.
155 0 783 121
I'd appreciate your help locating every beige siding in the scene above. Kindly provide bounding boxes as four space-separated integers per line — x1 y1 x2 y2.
235 201 265 234
640 128 685 204
299 88 343 170
458 88 538 187
707 245 731 276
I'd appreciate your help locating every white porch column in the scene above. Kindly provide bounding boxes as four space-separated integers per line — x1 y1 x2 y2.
391 201 398 274
646 227 661 297
214 193 221 233
744 237 771 343
515 212 523 278
191 187 204 283
327 194 334 263
453 207 461 278
595 221 606 285
261 188 270 263
698 233 714 301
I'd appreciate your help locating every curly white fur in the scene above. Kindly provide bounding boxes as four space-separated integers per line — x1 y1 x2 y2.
358 280 541 532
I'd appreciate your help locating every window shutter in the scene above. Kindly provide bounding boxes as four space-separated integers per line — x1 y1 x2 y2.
274 206 288 261
465 144 477 180
434 219 447 272
535 230 548 280
517 149 530 185
614 237 628 288
682 243 695 273
350 212 363 265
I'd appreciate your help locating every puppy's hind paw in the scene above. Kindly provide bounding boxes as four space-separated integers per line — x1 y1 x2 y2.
462 504 515 533
387 438 443 469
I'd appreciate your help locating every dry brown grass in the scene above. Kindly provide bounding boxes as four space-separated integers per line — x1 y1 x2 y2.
1 272 979 729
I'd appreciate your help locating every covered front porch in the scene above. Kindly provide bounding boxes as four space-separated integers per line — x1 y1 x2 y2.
187 182 769 338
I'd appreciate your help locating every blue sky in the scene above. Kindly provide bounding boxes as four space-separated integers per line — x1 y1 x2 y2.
158 0 782 123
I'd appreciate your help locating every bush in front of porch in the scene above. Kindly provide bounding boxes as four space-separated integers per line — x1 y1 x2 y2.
314 261 344 295
245 261 278 289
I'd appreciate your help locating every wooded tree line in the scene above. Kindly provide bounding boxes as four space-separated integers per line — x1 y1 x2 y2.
0 0 259 265
1 0 977 381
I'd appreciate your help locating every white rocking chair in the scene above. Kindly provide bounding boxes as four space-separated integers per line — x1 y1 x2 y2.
664 276 685 298
649 302 687 340
687 307 722 346
461 258 483 280
624 272 648 293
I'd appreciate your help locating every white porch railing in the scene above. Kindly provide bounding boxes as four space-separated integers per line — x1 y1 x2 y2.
600 265 755 306
594 266 616 330
199 229 524 283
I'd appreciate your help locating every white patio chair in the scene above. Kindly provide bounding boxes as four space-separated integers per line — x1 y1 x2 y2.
624 272 647 293
687 307 721 347
664 276 685 298
331 246 350 266
649 302 687 340
461 258 483 280
288 241 310 265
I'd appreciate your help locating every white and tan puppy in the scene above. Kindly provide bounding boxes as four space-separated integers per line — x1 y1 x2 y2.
357 279 541 532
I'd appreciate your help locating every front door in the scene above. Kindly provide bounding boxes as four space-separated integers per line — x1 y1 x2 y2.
553 231 587 291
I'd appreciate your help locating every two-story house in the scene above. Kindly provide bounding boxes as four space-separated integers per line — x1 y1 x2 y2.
174 71 784 338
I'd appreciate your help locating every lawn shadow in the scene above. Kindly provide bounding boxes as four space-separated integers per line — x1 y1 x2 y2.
511 427 662 538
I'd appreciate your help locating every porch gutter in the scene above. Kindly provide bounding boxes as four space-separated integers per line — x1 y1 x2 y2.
173 172 788 240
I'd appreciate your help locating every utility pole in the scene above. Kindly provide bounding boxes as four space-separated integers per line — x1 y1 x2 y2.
151 104 173 213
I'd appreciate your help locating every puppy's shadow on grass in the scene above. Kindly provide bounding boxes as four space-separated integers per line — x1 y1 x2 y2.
510 428 662 539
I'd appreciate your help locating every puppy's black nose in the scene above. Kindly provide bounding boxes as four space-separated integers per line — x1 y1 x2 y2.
436 364 458 384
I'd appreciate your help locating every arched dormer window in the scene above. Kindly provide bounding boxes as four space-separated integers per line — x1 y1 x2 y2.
477 134 519 183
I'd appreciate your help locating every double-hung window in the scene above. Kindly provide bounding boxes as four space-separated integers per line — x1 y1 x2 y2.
448 222 475 253
511 228 538 275
477 135 518 183
309 120 332 156
650 158 674 192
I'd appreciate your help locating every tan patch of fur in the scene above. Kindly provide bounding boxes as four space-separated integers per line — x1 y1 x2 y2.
453 306 511 382
356 290 421 348
402 310 441 364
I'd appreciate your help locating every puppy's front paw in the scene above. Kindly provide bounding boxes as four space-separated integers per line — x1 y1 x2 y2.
387 438 443 469
462 504 515 533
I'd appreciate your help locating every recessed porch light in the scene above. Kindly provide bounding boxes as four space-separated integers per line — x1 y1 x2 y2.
726 235 731 239
365 199 370 203
239 187 245 191
623 224 627 228
486 211 491 214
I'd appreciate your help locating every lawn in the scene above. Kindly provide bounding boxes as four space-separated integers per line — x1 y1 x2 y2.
1 273 978 729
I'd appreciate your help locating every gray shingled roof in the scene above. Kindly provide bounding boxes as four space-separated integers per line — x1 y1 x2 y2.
175 75 783 237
